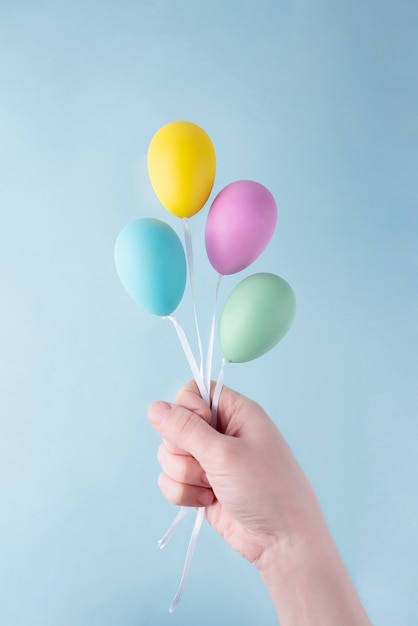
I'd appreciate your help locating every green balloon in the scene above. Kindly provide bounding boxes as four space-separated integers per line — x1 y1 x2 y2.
219 273 296 363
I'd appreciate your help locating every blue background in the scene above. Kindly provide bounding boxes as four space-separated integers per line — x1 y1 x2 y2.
1 1 417 624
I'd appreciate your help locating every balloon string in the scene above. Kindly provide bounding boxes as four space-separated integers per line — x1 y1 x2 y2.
183 218 204 378
157 506 187 550
158 315 210 580
211 358 227 429
205 274 222 397
168 507 205 613
157 314 209 589
164 316 209 406
162 265 226 612
167 361 226 613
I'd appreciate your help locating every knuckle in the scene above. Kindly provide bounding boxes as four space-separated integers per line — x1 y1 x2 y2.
177 409 200 443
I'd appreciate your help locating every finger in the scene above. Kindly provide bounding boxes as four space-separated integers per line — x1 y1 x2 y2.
148 401 221 466
175 380 212 424
157 472 215 507
175 380 259 438
175 380 236 430
157 443 209 488
162 438 186 455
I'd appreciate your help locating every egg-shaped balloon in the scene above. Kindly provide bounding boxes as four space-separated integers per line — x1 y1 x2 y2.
114 218 186 316
205 180 277 275
147 121 216 219
218 273 296 363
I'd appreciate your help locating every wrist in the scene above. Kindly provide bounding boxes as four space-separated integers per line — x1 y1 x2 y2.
255 517 331 582
256 522 371 625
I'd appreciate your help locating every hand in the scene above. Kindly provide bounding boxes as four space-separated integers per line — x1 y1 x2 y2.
148 380 325 565
149 381 372 625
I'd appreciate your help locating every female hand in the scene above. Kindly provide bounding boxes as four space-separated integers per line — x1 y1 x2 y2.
149 381 372 625
148 380 325 565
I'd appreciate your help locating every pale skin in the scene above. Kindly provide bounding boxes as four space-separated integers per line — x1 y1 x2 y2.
148 381 372 625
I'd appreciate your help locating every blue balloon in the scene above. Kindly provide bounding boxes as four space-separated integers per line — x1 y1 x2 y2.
114 218 187 316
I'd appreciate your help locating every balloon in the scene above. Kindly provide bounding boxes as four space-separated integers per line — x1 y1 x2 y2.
114 218 186 316
205 180 277 275
147 121 216 219
218 273 296 363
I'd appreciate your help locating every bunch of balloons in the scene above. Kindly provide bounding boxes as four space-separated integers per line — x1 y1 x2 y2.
115 121 295 364
114 121 296 612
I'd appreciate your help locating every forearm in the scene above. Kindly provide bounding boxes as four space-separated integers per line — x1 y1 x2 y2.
258 526 372 626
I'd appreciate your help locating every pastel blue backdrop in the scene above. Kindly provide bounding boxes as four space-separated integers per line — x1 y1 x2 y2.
1 1 417 624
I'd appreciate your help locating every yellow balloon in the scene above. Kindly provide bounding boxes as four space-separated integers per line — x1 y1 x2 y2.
147 121 216 219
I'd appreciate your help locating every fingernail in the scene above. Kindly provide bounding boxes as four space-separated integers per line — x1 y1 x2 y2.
149 401 173 425
198 490 213 506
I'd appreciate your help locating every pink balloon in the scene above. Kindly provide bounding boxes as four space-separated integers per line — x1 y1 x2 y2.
205 180 278 275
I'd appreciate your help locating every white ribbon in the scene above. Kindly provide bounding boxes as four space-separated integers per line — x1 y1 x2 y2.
211 359 228 430
183 218 204 377
164 315 209 406
205 273 222 396
157 506 186 550
168 507 205 613
157 357 227 612
159 241 226 611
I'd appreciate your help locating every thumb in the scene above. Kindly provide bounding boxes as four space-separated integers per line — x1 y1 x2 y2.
148 401 219 463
